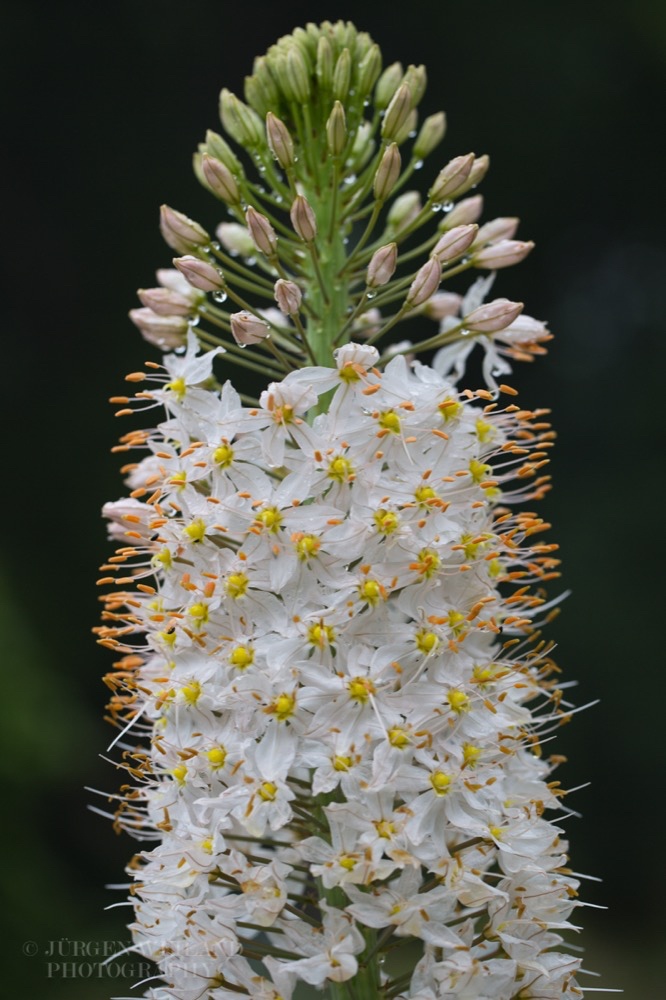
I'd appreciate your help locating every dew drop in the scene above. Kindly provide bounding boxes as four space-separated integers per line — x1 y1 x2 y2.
366 291 376 300
213 291 227 303
491 366 502 377
175 345 186 355
211 240 221 251
275 194 283 204
414 159 424 171
189 315 201 327
343 237 349 245
247 256 257 266
363 99 370 107
460 327 470 337
443 200 454 213
408 129 417 139
431 203 443 213
239 342 247 349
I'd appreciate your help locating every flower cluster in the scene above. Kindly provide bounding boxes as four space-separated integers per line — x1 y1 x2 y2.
96 19 594 1000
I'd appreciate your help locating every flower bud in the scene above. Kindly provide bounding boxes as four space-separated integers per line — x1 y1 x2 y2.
373 143 401 202
463 154 490 192
351 122 375 168
423 292 463 320
230 310 269 346
367 243 398 287
358 44 382 96
137 287 195 316
173 256 225 293
393 108 418 147
375 61 403 110
205 130 243 176
219 89 264 148
473 240 535 269
430 224 478 264
381 83 413 141
332 47 352 101
246 206 278 257
406 258 442 307
326 101 347 157
286 46 311 103
160 205 210 253
248 56 279 110
129 308 188 350
266 113 295 170
290 195 317 243
429 154 475 203
244 74 270 119
387 191 421 231
402 64 427 106
316 36 333 89
413 112 446 160
216 223 255 258
464 298 524 333
201 154 240 205
474 217 519 246
442 195 484 227
274 279 302 315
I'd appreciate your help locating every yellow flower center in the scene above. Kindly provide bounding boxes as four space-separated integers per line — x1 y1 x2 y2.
258 781 278 801
388 727 410 749
183 518 206 543
359 578 383 605
416 548 441 578
166 377 186 399
256 506 282 532
378 409 401 433
226 572 249 599
375 820 395 839
207 746 227 767
268 692 296 721
348 676 375 703
181 681 201 704
295 533 320 560
414 485 438 505
463 744 481 767
447 610 466 636
469 459 491 483
328 455 353 482
447 689 470 713
430 770 451 795
171 765 188 785
339 855 357 870
188 602 209 624
476 417 494 442
374 508 399 534
333 754 353 772
229 645 254 669
438 397 462 421
338 363 361 383
213 443 234 468
308 622 335 646
415 630 439 654
154 548 173 569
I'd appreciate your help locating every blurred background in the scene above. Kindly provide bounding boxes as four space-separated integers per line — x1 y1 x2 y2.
2 0 664 995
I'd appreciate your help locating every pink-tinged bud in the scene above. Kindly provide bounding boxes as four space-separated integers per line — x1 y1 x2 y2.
373 143 401 201
129 308 188 349
474 217 520 246
367 243 398 288
393 108 417 147
413 111 446 159
173 256 225 293
442 195 484 228
429 154 475 203
160 205 210 253
406 258 442 307
246 206 278 257
290 195 317 243
462 154 490 193
387 191 421 231
473 240 535 269
216 222 255 257
465 298 524 333
431 224 478 264
274 279 302 315
266 112 294 169
137 287 195 316
230 310 269 346
381 82 412 141
423 291 463 320
201 154 240 205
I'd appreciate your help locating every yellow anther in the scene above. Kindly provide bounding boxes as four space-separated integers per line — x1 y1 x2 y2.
388 727 410 749
430 771 452 795
375 820 395 839
226 572 249 599
328 455 353 482
154 548 173 569
256 506 282 532
258 781 278 801
374 508 399 534
269 692 296 721
416 547 441 578
348 676 375 703
183 518 206 543
469 459 491 483
207 746 227 767
378 409 401 433
333 754 353 772
475 417 494 442
188 602 209 624
296 533 321 560
181 681 201 704
438 397 462 421
308 622 335 646
166 377 186 399
414 485 438 505
359 578 383 605
171 765 187 785
447 688 470 713
415 630 439 654
339 855 357 871
463 744 481 766
213 443 234 468
229 645 254 669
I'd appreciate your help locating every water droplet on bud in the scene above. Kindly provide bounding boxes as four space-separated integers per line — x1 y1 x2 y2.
431 203 443 213
443 200 454 212
189 315 200 328
414 159 424 171
213 291 227 304
366 291 376 300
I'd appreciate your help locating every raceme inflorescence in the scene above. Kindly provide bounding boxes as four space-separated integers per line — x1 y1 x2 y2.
95 20 599 1000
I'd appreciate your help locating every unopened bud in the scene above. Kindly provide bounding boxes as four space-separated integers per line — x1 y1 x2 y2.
290 195 317 243
358 44 382 96
393 108 418 147
274 279 302 315
219 89 264 148
230 310 269 346
374 143 401 202
430 154 475 203
473 240 534 269
248 56 279 111
205 130 242 175
285 47 311 103
443 195 484 227
382 83 413 141
129 308 188 350
316 36 333 89
160 205 210 253
326 101 347 156
216 222 255 258
465 298 524 333
246 207 278 257
406 258 442 307
352 122 375 167
431 224 478 264
402 64 427 106
367 243 398 287
474 217 519 246
266 113 295 170
375 61 403 110
413 112 446 159
244 74 270 119
461 154 490 193
201 154 240 205
137 287 195 316
387 191 421 231
423 292 463 320
332 48 352 101
173 256 225 293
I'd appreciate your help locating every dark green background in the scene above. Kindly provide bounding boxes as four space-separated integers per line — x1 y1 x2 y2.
3 1 664 995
